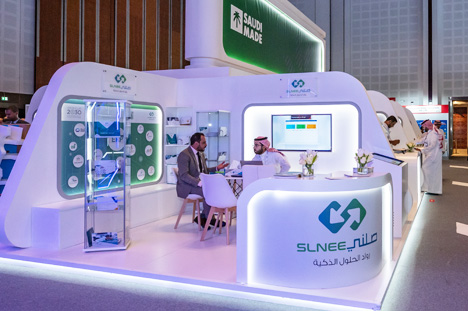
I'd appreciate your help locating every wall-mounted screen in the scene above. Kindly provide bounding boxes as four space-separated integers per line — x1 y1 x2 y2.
271 114 332 151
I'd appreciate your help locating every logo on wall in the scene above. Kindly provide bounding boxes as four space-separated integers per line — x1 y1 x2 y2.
318 199 367 234
291 79 305 88
230 4 263 44
230 5 243 34
114 74 127 84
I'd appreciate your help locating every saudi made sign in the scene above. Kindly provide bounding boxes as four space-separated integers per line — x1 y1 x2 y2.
223 0 324 73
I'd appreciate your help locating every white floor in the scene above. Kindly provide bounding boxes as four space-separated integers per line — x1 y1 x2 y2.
0 207 418 311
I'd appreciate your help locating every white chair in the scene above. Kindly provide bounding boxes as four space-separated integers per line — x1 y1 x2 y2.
172 167 203 231
242 165 276 189
199 173 237 244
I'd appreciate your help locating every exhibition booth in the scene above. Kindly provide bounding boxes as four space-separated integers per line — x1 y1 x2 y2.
0 0 425 310
0 62 419 310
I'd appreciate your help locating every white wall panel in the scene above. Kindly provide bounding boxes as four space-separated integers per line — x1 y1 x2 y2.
346 0 425 106
0 0 35 94
434 0 468 105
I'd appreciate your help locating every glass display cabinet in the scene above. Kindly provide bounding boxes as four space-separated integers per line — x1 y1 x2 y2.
84 100 131 252
196 111 230 168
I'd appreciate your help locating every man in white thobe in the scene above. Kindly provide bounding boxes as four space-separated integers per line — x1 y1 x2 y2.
434 120 446 154
252 136 290 174
416 120 442 194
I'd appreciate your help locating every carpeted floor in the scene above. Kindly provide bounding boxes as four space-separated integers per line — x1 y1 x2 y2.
381 157 468 311
0 157 467 311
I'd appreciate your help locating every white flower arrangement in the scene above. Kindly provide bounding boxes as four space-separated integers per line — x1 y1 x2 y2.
355 149 373 168
406 142 415 152
299 150 318 167
299 150 318 176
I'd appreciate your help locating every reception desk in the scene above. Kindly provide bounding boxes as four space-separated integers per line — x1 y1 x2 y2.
237 172 393 289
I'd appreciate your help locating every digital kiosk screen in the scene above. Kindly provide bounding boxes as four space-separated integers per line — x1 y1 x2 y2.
372 153 404 166
272 114 332 151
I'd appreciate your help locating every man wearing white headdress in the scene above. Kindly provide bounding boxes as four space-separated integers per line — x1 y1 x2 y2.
252 136 290 173
415 120 442 194
434 120 446 154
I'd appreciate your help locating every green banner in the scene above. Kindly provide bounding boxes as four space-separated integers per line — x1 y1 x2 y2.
223 0 323 73
59 100 162 198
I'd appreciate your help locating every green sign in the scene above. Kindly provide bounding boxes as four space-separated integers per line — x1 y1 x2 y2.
59 99 162 198
223 0 324 73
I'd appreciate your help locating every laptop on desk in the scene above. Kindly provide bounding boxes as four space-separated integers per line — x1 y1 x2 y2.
240 160 263 167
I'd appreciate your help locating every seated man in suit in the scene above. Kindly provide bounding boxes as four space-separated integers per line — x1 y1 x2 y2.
177 132 229 228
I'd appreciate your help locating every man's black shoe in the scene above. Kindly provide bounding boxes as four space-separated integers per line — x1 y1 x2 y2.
194 216 211 230
210 217 226 227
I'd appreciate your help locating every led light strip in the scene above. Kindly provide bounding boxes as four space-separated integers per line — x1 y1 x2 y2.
452 181 468 187
449 165 468 170
0 257 370 311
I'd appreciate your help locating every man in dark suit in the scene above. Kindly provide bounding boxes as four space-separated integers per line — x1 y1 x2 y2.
3 105 29 124
177 132 228 228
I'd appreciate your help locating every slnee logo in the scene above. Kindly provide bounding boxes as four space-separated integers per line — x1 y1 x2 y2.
318 199 367 234
114 74 127 84
291 79 305 88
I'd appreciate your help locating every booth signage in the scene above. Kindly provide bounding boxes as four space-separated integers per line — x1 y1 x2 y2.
102 70 137 99
223 0 323 73
404 105 443 114
282 77 317 98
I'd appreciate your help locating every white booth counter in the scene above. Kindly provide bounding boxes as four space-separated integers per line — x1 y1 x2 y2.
396 151 422 207
237 172 393 289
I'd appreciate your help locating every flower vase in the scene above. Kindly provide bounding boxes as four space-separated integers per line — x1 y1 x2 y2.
357 164 368 175
302 165 314 176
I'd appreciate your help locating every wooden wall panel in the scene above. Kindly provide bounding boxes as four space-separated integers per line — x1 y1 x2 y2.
115 0 127 67
35 1 187 90
65 0 81 63
171 0 181 69
159 0 170 70
99 0 115 65
454 107 467 149
129 0 143 70
145 0 157 70
182 0 189 68
83 0 97 61
36 0 63 89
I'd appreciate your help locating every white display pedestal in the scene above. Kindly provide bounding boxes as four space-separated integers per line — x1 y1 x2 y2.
396 151 422 208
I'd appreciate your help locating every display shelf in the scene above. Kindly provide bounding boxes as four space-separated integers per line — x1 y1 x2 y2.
196 111 230 168
165 107 194 184
166 125 193 128
84 100 131 252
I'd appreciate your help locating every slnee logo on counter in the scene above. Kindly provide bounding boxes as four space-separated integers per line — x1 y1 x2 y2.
319 199 367 234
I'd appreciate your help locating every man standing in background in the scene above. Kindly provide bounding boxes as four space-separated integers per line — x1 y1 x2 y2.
434 120 446 154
